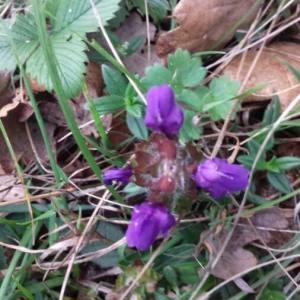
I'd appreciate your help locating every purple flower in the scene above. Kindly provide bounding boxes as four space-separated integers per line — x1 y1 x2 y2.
144 84 183 136
126 202 176 251
193 158 249 199
103 167 132 185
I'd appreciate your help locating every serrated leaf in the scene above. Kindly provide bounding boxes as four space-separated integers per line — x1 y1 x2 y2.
179 109 202 143
0 15 39 71
206 75 240 120
53 0 121 35
177 87 209 112
142 63 172 88
129 0 169 23
11 13 39 63
126 113 148 140
102 64 127 96
168 49 206 87
27 33 87 98
0 20 16 71
94 95 124 114
267 172 291 194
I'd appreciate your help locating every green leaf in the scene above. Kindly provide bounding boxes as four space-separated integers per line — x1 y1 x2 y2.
0 20 16 71
179 109 202 143
128 0 169 23
125 97 143 118
206 75 240 120
176 87 209 112
275 156 300 171
168 49 206 87
262 96 280 126
259 289 285 300
102 64 127 96
52 0 121 35
11 13 39 63
0 15 39 71
163 266 178 288
94 95 124 114
96 221 123 241
0 1 121 98
81 240 120 268
27 33 87 98
142 63 172 88
267 172 291 194
237 155 265 170
126 113 148 140
286 63 300 82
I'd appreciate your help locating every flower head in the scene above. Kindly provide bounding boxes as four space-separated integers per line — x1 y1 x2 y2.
193 158 249 199
144 84 183 137
126 202 176 251
103 167 132 185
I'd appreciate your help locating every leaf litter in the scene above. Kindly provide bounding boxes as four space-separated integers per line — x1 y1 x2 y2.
0 0 300 299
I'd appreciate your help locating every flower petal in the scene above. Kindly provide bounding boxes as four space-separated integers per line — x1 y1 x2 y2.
103 167 132 185
125 202 175 251
144 85 183 136
193 158 249 199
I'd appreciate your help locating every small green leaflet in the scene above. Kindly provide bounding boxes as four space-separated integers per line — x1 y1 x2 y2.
167 48 207 88
102 64 127 96
127 0 169 23
126 113 148 140
204 75 240 120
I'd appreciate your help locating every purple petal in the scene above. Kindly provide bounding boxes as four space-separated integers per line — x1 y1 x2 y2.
193 158 249 199
103 167 132 185
144 85 183 136
126 213 159 251
125 202 175 251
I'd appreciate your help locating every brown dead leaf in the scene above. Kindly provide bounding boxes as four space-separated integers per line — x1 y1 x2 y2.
72 61 109 136
0 175 25 202
116 12 160 75
156 0 261 57
0 89 33 121
0 114 55 173
223 42 300 109
200 207 294 281
0 72 10 95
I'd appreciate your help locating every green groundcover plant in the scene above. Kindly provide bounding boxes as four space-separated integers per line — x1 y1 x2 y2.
1 1 300 300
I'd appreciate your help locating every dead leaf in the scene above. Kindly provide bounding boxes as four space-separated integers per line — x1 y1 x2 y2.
0 115 55 173
200 207 294 282
72 61 108 136
0 72 10 95
223 42 300 109
0 175 25 202
116 12 160 75
156 0 261 57
0 88 33 121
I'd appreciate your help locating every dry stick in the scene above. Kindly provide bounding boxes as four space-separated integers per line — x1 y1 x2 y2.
59 189 109 300
89 0 146 104
206 0 296 73
207 15 300 71
144 0 151 63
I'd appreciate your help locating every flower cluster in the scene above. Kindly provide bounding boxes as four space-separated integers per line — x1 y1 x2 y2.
103 84 249 251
